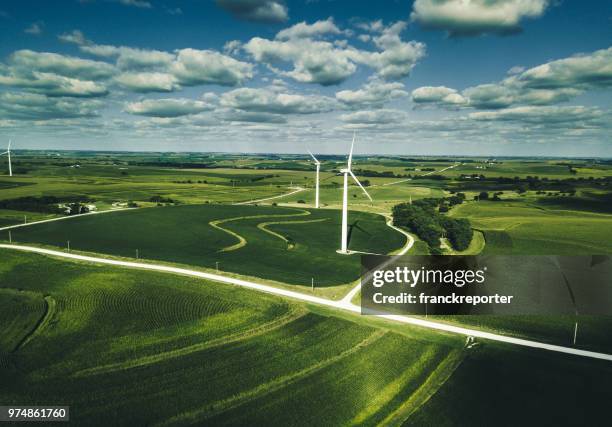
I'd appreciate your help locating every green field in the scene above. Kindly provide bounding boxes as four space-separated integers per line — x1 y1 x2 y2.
0 250 459 426
449 201 612 254
4 204 406 288
3 249 612 425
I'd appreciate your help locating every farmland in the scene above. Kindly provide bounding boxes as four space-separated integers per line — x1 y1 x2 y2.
0 249 461 426
4 204 406 289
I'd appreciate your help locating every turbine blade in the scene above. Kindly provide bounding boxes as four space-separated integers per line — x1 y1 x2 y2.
307 150 320 164
7 140 11 151
347 132 355 170
349 170 372 201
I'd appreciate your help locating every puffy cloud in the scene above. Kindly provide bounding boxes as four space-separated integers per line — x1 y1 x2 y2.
413 46 612 110
411 86 467 107
170 48 253 86
0 92 101 120
276 18 342 40
124 98 213 117
244 37 356 85
220 87 336 114
218 110 288 123
411 0 550 37
60 31 254 88
216 0 288 23
516 46 612 90
469 105 603 125
336 81 408 108
244 20 425 85
58 30 88 45
0 50 113 98
340 109 408 124
114 72 179 92
8 50 115 80
0 72 108 97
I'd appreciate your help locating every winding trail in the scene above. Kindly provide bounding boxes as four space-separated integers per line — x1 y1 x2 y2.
2 243 611 362
208 209 311 252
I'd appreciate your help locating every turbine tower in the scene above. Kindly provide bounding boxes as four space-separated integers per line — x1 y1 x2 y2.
339 133 371 254
308 150 321 208
1 140 11 177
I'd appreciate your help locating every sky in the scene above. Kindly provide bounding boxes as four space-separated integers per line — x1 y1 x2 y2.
0 0 611 157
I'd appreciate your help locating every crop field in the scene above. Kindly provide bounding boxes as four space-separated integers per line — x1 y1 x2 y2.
4 204 407 288
405 344 612 426
449 200 612 254
0 250 460 426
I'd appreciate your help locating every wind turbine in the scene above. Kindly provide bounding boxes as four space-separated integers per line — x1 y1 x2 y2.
339 133 371 254
1 140 12 177
307 150 321 208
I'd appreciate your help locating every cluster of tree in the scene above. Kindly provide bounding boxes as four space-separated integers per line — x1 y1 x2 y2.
172 179 210 184
392 196 473 252
149 195 178 204
0 195 92 214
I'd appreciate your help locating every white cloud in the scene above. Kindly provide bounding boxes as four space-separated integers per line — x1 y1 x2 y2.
516 46 612 90
336 81 408 108
411 0 550 36
244 20 425 85
0 92 101 120
216 0 288 23
0 72 108 98
411 86 467 107
170 48 253 86
114 72 179 92
340 109 408 124
8 50 115 80
124 98 213 117
24 22 43 35
60 31 254 88
276 18 342 40
220 87 336 114
118 0 152 9
469 105 603 125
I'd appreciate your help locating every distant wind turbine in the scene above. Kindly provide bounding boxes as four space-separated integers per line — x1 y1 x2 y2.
307 150 321 208
1 140 12 177
339 133 371 254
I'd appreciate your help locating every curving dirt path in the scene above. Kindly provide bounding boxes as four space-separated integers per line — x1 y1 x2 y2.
209 209 311 252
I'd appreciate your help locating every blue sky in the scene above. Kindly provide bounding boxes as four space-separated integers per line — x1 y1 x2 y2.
0 0 611 156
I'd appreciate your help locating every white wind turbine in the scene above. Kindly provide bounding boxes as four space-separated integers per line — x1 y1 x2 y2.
307 150 321 208
1 140 12 177
339 133 371 254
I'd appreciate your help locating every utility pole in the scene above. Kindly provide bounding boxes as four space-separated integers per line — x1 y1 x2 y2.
311 277 314 292
136 249 139 259
8 230 11 243
24 215 27 224
216 261 219 272
573 321 578 346
67 240 70 252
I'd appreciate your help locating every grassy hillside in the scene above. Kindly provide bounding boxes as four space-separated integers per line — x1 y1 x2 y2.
449 201 612 254
4 204 406 287
0 249 456 426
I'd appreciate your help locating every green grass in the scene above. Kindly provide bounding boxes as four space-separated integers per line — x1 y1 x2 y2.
405 344 612 426
0 249 456 426
450 200 612 254
5 204 406 287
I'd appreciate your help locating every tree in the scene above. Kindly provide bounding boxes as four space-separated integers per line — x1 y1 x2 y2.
478 191 489 200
